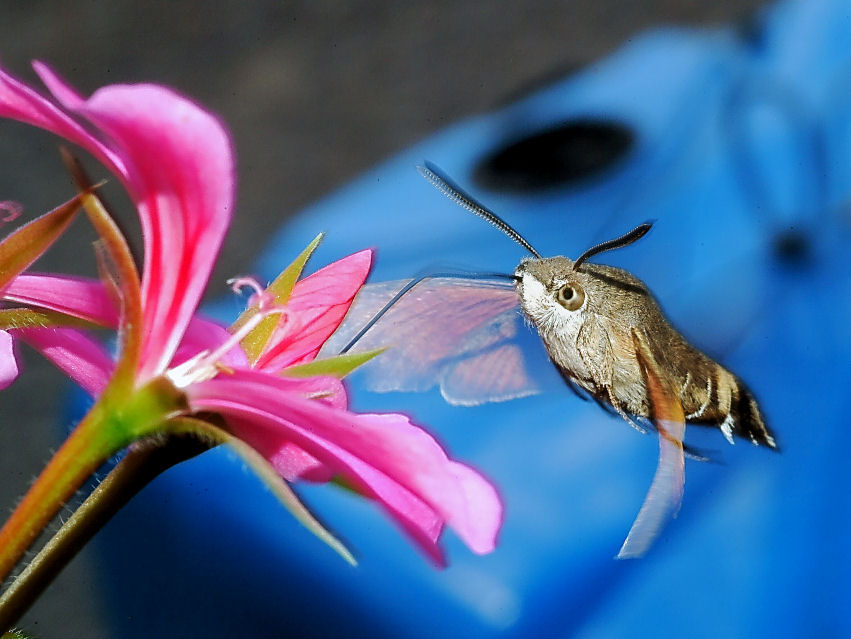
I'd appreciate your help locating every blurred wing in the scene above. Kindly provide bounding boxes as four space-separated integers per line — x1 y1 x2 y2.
617 327 687 559
321 277 558 405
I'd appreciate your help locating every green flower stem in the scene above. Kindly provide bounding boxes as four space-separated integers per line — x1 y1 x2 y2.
0 434 212 632
0 379 186 591
0 408 112 586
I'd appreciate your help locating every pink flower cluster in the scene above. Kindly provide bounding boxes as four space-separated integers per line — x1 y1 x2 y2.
0 62 502 564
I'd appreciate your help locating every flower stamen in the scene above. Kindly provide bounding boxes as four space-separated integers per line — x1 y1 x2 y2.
226 276 275 311
167 277 288 388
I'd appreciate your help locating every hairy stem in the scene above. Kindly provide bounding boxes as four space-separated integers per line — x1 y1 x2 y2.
0 378 186 632
0 410 109 586
0 434 212 632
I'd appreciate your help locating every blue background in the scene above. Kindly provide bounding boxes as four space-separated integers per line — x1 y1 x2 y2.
64 0 851 636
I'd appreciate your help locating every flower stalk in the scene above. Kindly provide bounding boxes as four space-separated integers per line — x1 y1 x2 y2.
0 410 109 584
0 377 186 585
0 433 212 630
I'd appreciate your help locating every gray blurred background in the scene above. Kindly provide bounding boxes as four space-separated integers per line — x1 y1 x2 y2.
0 1 763 636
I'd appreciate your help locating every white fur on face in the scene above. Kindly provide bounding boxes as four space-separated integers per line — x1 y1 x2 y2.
517 268 591 383
519 271 585 338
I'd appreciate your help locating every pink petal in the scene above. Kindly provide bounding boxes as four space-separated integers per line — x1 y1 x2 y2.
271 375 349 410
1 62 235 381
256 250 372 371
448 461 503 552
0 65 121 172
325 448 446 565
3 274 118 326
17 327 114 396
170 317 349 407
0 330 19 389
265 438 446 563
0 200 23 224
34 64 235 380
187 369 502 555
197 391 447 564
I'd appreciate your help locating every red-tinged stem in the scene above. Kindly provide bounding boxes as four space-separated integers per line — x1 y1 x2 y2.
0 378 186 587
0 410 110 584
0 434 212 632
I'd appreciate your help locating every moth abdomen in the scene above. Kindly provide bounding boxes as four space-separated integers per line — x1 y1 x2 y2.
684 367 777 450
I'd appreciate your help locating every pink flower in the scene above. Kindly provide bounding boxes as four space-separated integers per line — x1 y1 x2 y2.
0 62 502 563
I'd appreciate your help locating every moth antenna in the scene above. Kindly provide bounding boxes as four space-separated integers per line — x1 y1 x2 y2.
340 271 515 354
573 222 653 270
418 161 543 259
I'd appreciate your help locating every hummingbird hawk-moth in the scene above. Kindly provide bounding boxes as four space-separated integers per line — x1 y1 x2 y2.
326 162 777 557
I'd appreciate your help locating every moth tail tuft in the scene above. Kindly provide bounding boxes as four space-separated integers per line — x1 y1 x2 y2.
731 379 778 450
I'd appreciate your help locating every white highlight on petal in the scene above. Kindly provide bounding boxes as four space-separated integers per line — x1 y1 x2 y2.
165 350 212 388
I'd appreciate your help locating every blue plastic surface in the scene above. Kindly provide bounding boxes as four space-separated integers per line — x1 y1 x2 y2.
94 0 850 636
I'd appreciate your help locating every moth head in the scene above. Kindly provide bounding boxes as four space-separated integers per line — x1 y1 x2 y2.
515 257 589 334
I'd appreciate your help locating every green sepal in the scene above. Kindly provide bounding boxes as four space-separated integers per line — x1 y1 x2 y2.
235 233 324 364
0 194 83 290
94 377 189 449
281 348 386 379
163 416 356 565
62 149 143 395
0 308 108 331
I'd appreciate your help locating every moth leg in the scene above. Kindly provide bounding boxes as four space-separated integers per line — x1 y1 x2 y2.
605 384 649 434
682 444 715 463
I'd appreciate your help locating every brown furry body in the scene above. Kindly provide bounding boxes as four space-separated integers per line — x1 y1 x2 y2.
516 257 776 449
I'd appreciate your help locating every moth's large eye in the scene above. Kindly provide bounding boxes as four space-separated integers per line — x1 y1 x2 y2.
556 282 585 310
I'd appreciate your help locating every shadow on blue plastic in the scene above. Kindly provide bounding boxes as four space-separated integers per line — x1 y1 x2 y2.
89 0 850 636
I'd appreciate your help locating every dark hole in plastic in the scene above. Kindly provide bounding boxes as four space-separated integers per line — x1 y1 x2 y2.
473 119 634 193
773 228 811 264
